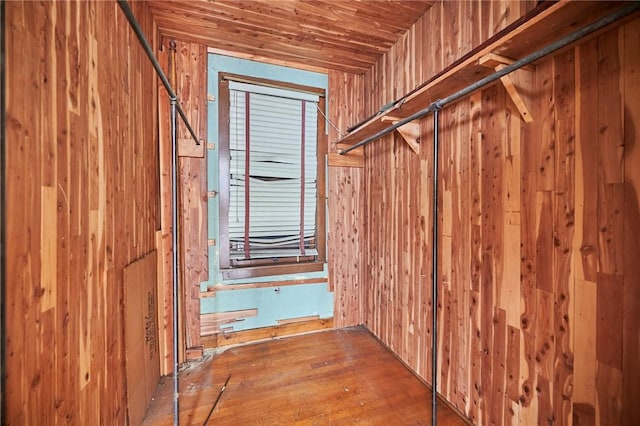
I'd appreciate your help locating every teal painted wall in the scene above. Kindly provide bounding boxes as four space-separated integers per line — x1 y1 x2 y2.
202 54 332 332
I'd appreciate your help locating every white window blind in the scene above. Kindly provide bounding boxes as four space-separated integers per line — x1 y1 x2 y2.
228 82 319 261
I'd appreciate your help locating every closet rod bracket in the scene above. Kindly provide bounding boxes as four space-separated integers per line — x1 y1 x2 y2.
479 53 534 122
381 116 421 154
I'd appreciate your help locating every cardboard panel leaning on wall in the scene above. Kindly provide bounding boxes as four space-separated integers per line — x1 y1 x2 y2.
124 251 160 426
4 1 159 423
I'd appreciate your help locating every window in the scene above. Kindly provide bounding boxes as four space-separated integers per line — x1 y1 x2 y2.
219 73 326 279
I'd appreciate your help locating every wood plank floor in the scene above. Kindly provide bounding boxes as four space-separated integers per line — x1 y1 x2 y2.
142 327 468 425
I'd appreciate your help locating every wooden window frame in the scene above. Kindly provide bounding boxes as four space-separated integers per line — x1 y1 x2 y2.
218 72 327 280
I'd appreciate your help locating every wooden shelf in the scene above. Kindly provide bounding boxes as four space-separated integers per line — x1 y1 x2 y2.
337 1 635 148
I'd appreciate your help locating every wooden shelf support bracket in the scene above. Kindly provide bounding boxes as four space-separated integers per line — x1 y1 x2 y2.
381 116 421 154
479 53 534 122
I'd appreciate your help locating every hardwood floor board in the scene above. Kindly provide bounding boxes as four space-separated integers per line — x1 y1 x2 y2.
143 327 468 425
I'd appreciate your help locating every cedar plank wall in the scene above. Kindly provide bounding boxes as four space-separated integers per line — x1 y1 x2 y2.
156 39 208 370
347 1 640 426
174 41 208 351
171 40 208 351
328 71 366 328
5 1 159 423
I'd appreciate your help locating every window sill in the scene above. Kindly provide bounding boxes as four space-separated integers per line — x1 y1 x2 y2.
221 261 325 280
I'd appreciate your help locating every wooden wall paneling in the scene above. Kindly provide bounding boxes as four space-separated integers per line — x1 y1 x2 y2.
479 84 502 426
156 45 177 373
622 19 640 424
5 1 159 423
327 70 365 329
326 3 640 426
575 38 600 284
572 37 599 423
501 100 522 331
516 56 539 423
597 28 624 185
504 325 520 424
460 101 473 414
174 40 208 351
469 289 482 425
468 92 483 425
418 116 435 384
597 28 625 278
594 26 626 426
55 1 77 420
596 361 623 426
552 49 576 426
492 307 507 426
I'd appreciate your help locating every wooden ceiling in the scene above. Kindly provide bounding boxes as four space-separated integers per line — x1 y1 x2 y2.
148 0 435 74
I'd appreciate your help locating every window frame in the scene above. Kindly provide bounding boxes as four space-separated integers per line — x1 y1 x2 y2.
218 72 327 280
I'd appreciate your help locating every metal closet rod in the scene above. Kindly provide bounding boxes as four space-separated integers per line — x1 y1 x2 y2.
339 1 640 156
117 0 201 146
431 109 440 426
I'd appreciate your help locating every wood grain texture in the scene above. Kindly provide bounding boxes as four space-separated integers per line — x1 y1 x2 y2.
148 1 435 74
333 4 640 425
5 1 159 423
174 40 209 350
621 19 640 425
143 328 467 425
327 71 366 328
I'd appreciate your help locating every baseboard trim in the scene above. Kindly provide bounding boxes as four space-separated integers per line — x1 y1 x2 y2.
201 318 334 349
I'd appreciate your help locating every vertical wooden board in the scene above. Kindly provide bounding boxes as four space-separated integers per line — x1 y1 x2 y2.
451 100 471 413
537 375 554 426
439 287 451 397
572 279 597 411
597 28 624 185
596 362 622 426
535 60 555 192
553 50 576 121
470 225 482 293
536 190 553 293
622 17 640 425
535 289 554 382
55 3 76 417
553 118 576 426
469 290 482 424
156 46 174 376
5 1 42 422
492 308 507 426
504 400 519 426
480 252 494 426
596 273 623 370
470 93 483 303
501 100 522 327
174 41 208 349
40 186 57 312
501 222 520 328
470 93 483 228
597 183 624 276
480 85 499 426
506 325 520 403
487 86 506 303
573 403 596 426
575 38 599 285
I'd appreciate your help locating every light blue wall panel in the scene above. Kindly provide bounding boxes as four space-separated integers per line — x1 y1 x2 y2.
201 283 333 332
202 54 332 330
